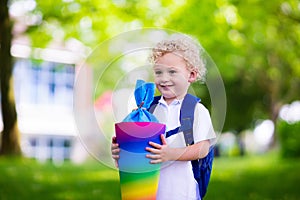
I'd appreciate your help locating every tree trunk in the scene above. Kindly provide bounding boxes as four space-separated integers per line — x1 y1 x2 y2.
0 0 21 156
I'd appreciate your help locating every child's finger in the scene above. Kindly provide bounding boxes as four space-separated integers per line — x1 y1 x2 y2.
112 136 117 143
148 141 162 149
112 154 120 159
145 146 160 154
146 153 161 160
112 148 120 154
111 143 119 151
160 134 167 145
150 158 162 164
114 160 119 168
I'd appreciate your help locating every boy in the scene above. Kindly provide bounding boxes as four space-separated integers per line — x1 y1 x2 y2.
112 35 216 200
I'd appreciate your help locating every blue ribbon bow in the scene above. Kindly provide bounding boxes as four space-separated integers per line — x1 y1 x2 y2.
122 80 158 122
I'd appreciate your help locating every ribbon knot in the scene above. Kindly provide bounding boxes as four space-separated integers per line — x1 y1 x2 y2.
122 80 158 122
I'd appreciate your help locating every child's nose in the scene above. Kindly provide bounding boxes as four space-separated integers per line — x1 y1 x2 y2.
160 72 170 82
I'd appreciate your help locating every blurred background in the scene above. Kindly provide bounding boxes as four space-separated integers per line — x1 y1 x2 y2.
0 0 300 199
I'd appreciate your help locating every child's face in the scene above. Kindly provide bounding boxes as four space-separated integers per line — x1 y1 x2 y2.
153 52 196 104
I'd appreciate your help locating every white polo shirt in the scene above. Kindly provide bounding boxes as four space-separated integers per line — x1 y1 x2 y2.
152 97 216 200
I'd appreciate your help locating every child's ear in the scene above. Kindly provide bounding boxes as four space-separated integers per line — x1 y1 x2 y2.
188 71 197 83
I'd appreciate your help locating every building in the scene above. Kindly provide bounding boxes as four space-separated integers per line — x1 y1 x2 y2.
10 43 92 164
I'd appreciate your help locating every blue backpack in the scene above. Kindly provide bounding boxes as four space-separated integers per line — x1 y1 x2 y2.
148 94 214 199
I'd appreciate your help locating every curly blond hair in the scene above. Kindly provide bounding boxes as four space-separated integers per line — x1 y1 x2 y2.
149 34 206 82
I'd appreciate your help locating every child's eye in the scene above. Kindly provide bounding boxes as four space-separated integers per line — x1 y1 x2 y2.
169 70 177 74
155 71 162 75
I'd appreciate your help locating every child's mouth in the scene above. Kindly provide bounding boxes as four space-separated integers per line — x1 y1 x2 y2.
160 83 172 87
160 85 172 90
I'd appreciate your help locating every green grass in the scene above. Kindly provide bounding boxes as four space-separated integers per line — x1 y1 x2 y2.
0 153 299 200
206 153 300 200
0 158 121 200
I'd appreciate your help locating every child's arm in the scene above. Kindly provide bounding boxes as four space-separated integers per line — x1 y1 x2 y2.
145 134 210 164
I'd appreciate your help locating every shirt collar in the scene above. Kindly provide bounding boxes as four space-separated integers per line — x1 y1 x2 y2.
158 96 182 106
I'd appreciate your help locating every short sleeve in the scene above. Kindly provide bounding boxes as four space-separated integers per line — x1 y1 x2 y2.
193 103 217 146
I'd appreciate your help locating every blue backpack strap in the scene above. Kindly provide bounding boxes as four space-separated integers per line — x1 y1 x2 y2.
149 94 214 199
149 97 181 139
180 94 200 146
180 94 214 199
149 94 200 143
148 96 161 114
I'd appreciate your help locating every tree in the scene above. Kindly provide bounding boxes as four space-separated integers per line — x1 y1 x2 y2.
1 0 186 156
4 0 300 154
167 0 300 134
0 0 21 155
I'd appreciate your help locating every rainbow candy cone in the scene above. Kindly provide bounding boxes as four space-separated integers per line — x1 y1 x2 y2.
115 122 165 200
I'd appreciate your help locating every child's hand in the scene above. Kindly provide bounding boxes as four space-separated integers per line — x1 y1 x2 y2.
111 136 120 168
145 134 175 164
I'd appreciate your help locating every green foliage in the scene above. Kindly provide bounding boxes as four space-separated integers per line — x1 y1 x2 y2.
277 120 300 158
21 0 300 133
166 0 300 132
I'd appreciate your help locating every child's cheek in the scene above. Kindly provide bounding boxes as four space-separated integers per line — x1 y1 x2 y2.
154 76 161 84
